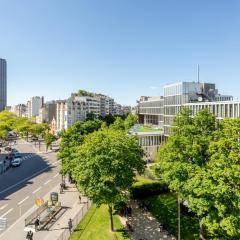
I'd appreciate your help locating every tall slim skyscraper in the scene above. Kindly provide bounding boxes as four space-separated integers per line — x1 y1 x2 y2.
0 58 7 111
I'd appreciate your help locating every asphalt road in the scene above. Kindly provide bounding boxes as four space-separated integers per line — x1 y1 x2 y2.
0 139 61 233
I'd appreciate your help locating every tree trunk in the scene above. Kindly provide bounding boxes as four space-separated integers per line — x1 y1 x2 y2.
108 205 114 232
39 140 41 151
178 193 181 240
199 223 205 240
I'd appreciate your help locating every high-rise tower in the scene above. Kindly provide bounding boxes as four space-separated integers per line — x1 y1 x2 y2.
0 58 7 111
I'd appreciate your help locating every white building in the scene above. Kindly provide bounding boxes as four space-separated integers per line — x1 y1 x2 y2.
10 104 27 117
27 96 44 118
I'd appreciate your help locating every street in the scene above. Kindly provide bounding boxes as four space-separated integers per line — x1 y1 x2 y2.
0 139 61 237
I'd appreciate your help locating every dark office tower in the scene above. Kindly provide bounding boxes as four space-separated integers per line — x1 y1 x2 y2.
0 58 7 111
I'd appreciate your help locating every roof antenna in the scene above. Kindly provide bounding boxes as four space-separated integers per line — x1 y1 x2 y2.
197 64 200 83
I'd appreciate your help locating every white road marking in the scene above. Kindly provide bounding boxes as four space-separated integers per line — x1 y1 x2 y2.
0 204 8 210
1 208 13 217
18 196 29 205
53 173 59 178
32 186 42 194
0 161 59 195
44 179 52 185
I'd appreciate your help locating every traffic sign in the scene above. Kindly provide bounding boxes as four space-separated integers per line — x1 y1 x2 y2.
35 198 44 206
0 217 7 230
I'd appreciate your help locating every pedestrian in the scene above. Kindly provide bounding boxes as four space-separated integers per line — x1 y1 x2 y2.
26 230 33 240
68 218 73 233
34 218 40 231
79 195 81 204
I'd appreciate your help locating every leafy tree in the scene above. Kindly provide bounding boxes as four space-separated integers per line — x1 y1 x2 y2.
110 117 125 131
155 108 217 239
72 128 145 231
77 89 94 97
14 118 32 141
43 132 57 151
58 119 103 175
124 113 138 130
30 123 49 149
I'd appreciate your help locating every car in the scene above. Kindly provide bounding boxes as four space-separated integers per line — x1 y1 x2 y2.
11 158 22 167
12 149 19 153
13 152 21 158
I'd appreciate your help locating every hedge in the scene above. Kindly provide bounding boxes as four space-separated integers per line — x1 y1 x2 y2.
130 180 169 199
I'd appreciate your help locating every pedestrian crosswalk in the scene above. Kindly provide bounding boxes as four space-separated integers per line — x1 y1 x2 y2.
21 153 34 161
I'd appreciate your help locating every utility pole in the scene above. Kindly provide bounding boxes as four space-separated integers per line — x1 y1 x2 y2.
178 193 181 240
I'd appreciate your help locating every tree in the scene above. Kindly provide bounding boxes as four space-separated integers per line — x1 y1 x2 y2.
155 108 218 239
110 117 125 131
194 118 240 239
124 113 138 131
43 132 57 152
14 118 32 141
58 119 103 175
72 128 145 231
30 123 49 150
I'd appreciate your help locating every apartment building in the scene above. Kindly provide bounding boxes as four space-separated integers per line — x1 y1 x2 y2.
10 104 27 117
27 96 44 118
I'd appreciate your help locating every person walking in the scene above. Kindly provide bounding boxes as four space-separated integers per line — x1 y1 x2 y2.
34 218 40 231
68 218 73 233
79 195 81 204
26 230 33 240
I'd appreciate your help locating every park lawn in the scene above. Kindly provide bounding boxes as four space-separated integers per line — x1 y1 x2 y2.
69 204 129 240
145 193 199 239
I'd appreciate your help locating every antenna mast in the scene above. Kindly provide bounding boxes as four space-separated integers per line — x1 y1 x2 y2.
197 64 200 83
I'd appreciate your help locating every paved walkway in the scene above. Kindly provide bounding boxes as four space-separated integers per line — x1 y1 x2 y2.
0 181 88 240
120 200 175 240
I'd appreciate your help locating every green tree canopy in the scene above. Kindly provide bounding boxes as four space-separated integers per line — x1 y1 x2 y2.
124 113 138 131
72 128 145 231
58 119 103 175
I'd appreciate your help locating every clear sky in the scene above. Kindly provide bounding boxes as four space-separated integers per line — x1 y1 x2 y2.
1 0 240 106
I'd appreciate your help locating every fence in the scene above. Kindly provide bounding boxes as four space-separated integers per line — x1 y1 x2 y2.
57 200 91 240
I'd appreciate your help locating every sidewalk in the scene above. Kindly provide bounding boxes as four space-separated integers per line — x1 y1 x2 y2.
0 181 87 240
119 200 175 240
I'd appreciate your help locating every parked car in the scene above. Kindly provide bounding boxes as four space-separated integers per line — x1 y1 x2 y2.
11 158 22 167
12 149 19 153
13 153 21 158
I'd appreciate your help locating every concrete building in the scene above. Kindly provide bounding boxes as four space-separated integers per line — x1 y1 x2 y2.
10 104 27 117
136 81 238 159
56 100 66 133
27 96 44 118
0 58 7 111
36 101 56 124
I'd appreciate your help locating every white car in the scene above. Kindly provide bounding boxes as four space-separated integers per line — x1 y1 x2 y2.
11 158 22 167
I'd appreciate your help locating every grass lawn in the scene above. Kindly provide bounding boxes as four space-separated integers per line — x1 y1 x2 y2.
69 204 129 240
145 193 199 239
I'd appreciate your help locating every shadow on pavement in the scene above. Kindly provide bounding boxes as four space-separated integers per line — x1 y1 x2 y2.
0 152 57 201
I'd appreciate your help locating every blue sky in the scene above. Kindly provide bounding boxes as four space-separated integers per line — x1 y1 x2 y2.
1 0 240 106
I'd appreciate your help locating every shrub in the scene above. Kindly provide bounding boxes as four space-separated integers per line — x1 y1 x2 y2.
130 178 169 199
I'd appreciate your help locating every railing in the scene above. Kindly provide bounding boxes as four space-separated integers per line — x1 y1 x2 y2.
25 202 48 226
57 200 91 240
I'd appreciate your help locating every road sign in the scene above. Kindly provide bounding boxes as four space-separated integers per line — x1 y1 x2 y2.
35 198 44 206
0 217 7 230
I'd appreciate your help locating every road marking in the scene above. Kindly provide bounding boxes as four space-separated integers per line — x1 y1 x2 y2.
53 173 59 178
18 196 29 205
32 186 42 194
0 204 8 210
0 161 59 195
1 208 13 218
44 179 52 185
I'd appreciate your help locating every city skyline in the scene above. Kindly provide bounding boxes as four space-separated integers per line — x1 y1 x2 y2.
1 1 240 106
